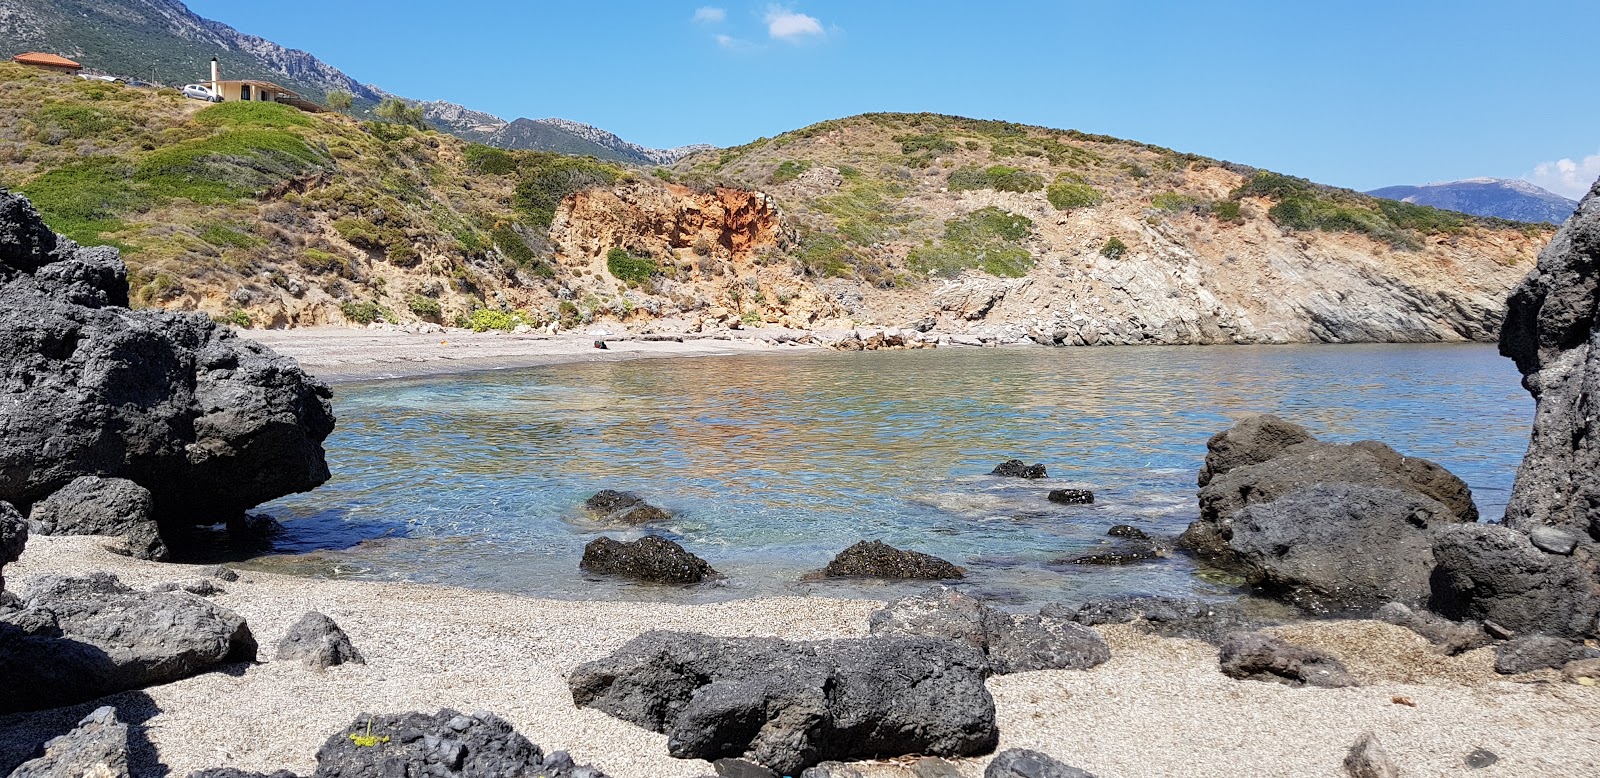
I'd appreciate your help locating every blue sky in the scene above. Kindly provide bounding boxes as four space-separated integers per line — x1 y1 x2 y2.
184 1 1599 197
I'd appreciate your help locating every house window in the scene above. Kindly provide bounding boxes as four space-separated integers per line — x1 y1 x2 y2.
240 84 251 101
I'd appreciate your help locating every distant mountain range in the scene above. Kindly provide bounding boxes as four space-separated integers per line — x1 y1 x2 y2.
0 0 707 165
1367 178 1577 225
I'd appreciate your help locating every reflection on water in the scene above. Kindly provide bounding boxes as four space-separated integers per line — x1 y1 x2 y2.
255 343 1531 607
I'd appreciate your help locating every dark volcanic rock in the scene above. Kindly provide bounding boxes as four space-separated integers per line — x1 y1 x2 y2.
276 611 364 669
1047 489 1094 505
8 705 129 778
27 476 167 561
1107 525 1147 540
1493 634 1589 674
1 501 25 592
1064 541 1158 566
1196 413 1317 487
581 535 718 584
1374 602 1490 655
188 771 299 778
1429 523 1600 639
1051 596 1276 645
584 489 669 524
309 709 608 778
985 748 1097 778
1227 484 1454 612
0 572 257 714
869 587 1110 674
0 190 335 533
1218 631 1357 688
1343 732 1399 778
991 460 1047 479
823 540 963 580
568 630 998 775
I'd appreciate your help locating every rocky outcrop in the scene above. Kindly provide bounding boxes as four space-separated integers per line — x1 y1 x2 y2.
869 587 1110 674
552 181 793 264
26 476 166 561
275 611 364 670
583 490 668 524
0 572 257 714
822 541 964 580
0 191 335 538
568 630 998 775
7 706 129 778
1217 631 1357 688
580 536 718 584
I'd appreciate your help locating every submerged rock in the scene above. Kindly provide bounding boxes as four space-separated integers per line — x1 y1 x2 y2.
869 587 1110 674
8 706 129 778
1218 631 1357 688
0 572 257 714
1047 489 1094 505
0 190 335 535
581 535 718 583
584 489 669 524
822 540 964 580
276 611 365 670
991 460 1047 479
568 630 998 775
27 476 167 561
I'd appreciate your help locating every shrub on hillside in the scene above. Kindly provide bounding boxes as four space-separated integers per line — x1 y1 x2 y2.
1047 175 1103 211
195 101 313 129
464 144 517 175
907 206 1035 279
340 300 384 324
406 294 441 319
1100 237 1129 259
135 129 328 204
606 247 658 285
773 160 812 183
947 165 1045 193
513 153 621 228
19 157 143 245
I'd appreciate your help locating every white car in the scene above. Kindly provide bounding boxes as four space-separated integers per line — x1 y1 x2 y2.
181 84 221 102
78 74 125 84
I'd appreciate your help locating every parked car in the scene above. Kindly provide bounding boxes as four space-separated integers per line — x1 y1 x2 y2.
77 74 125 84
181 84 221 102
125 79 154 88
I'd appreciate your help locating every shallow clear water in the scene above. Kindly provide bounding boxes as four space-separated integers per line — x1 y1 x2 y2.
255 343 1532 607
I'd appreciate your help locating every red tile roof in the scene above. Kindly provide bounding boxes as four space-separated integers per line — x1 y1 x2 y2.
12 52 82 68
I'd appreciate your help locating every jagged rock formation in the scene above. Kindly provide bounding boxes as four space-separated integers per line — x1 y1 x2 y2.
0 190 335 537
0 572 257 714
868 587 1110 674
6 706 130 778
569 630 998 775
1429 178 1600 640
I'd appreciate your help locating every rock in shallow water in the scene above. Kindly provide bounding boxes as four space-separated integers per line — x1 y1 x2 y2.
0 572 257 714
1047 489 1093 505
568 630 998 775
581 535 718 583
26 476 167 561
822 540 963 580
0 190 335 533
584 489 669 524
1217 631 1357 688
869 587 1110 674
990 460 1047 479
8 705 129 778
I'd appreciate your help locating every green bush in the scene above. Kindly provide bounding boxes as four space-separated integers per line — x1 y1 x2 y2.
906 207 1035 278
895 133 956 155
606 247 658 284
19 157 144 245
194 101 313 128
375 98 428 129
1047 176 1103 211
135 129 327 204
340 300 383 324
1210 200 1243 222
772 160 812 183
464 144 517 175
299 248 351 276
1100 237 1129 259
406 294 441 318
332 218 382 248
384 241 420 267
947 165 1045 193
513 153 622 228
326 91 354 113
34 104 129 139
796 233 855 278
1151 192 1201 212
197 223 262 248
466 308 535 332
212 308 252 328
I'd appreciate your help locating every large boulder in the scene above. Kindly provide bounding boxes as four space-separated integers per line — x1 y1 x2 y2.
27 476 167 561
7 705 129 778
822 540 964 580
1429 523 1600 639
0 572 257 714
310 710 608 778
275 611 364 670
1195 414 1317 487
1 501 25 593
568 630 998 775
869 587 1110 674
1227 483 1454 612
0 190 335 536
580 536 718 584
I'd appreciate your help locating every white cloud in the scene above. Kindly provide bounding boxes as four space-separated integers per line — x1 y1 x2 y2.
1526 152 1600 200
693 7 726 24
714 33 754 50
765 6 825 41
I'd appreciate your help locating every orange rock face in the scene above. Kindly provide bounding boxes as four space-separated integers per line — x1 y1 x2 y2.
551 180 793 262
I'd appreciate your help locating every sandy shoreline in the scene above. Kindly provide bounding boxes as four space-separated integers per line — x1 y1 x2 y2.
2 537 1597 777
243 326 825 383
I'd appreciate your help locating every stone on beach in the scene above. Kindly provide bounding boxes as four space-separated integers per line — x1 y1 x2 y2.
1051 596 1277 645
581 535 718 584
7 706 130 778
275 611 365 670
822 540 964 580
1342 732 1399 778
1217 630 1358 688
869 587 1110 674
0 572 257 714
985 748 1098 778
0 501 25 593
568 630 998 775
27 476 167 561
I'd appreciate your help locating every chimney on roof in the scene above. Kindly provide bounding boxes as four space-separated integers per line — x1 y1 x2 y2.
210 57 219 96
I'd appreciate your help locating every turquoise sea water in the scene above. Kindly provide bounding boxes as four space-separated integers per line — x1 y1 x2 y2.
255 343 1532 607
